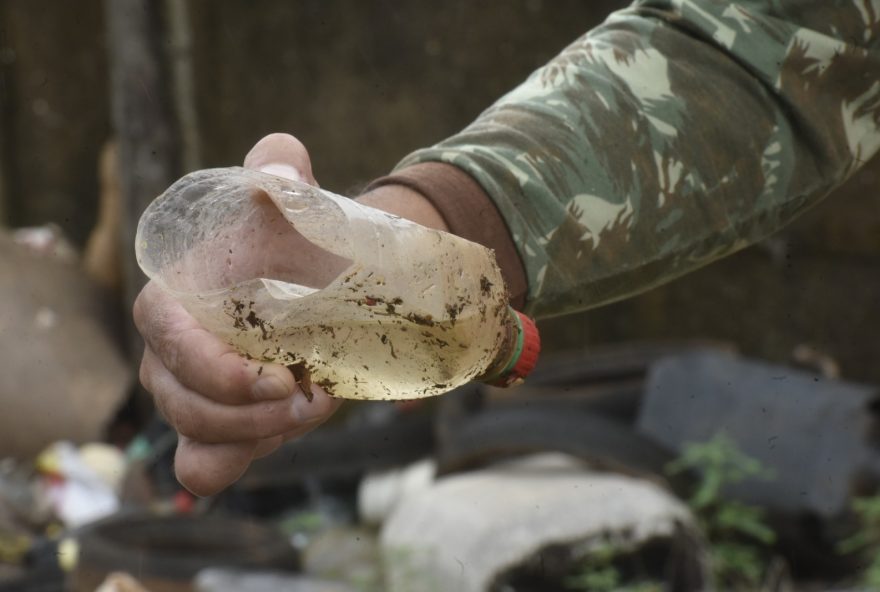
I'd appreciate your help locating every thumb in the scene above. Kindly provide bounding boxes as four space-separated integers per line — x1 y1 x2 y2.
244 132 319 186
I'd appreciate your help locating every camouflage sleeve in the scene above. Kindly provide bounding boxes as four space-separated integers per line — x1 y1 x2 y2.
394 0 880 319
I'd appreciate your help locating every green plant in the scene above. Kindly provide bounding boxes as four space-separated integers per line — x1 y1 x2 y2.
382 545 443 592
666 432 777 590
838 495 880 590
563 542 662 592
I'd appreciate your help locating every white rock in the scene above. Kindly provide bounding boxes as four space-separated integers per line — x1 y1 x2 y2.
381 453 698 592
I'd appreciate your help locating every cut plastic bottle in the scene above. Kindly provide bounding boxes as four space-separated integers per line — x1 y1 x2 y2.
136 167 538 400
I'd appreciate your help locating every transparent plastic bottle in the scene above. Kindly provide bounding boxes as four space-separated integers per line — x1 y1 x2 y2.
135 167 538 400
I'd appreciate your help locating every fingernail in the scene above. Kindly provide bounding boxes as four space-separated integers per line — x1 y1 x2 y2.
292 385 332 422
259 163 305 182
252 375 291 400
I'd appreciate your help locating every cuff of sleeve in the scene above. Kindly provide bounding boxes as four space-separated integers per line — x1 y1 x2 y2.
366 162 527 310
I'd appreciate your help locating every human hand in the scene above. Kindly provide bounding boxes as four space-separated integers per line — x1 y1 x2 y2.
133 133 342 497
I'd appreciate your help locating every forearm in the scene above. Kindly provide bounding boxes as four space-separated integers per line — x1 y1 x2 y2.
384 0 880 319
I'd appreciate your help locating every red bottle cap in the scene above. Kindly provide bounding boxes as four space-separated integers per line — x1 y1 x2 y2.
488 309 541 388
173 490 195 514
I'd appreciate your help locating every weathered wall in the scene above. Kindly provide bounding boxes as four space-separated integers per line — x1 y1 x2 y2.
185 0 622 189
1 1 878 381
0 0 109 245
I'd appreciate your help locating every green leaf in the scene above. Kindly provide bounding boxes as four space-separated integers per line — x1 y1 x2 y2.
711 542 765 588
564 565 620 591
714 502 776 544
837 530 871 555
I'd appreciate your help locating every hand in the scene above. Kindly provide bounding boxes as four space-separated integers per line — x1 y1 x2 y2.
133 133 342 497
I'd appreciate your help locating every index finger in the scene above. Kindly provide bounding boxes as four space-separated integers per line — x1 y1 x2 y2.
133 281 296 405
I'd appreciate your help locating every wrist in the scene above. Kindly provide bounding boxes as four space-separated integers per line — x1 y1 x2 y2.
356 184 449 232
364 163 527 309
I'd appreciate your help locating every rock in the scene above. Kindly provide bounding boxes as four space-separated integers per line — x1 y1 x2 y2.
380 453 706 592
301 527 381 588
358 458 436 526
195 569 357 592
0 232 130 459
94 572 151 592
637 350 879 518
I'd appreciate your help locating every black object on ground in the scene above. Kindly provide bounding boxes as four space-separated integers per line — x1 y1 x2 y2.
73 513 298 592
0 538 64 592
637 349 880 575
432 342 728 485
638 350 880 518
237 406 435 491
435 405 676 483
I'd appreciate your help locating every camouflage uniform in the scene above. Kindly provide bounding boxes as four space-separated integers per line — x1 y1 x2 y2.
394 0 880 319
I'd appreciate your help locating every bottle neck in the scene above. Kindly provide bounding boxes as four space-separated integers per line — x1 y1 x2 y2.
478 307 523 384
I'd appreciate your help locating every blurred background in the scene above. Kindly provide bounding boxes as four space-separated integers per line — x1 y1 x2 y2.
1 1 880 591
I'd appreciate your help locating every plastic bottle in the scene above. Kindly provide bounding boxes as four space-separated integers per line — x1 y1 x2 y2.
135 167 539 400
